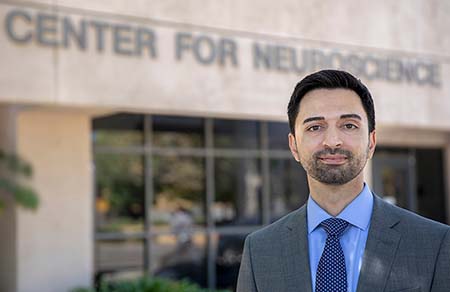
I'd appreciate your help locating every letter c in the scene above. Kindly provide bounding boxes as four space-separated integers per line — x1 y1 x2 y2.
6 10 32 43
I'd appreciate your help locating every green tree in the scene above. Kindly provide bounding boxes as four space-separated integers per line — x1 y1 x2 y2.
0 149 39 212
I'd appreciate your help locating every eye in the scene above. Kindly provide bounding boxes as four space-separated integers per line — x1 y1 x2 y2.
307 125 322 132
343 123 358 130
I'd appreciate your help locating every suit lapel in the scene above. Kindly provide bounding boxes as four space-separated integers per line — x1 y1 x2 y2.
356 195 401 292
282 205 313 292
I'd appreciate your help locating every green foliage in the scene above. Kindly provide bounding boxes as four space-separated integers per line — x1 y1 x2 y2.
71 277 231 292
95 153 144 219
0 149 39 212
0 149 33 177
153 156 204 202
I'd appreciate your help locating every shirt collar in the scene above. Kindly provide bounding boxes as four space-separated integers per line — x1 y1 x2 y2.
307 183 374 234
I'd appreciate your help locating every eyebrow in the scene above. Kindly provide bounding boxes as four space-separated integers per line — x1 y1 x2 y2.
303 116 324 124
302 114 362 124
340 114 362 120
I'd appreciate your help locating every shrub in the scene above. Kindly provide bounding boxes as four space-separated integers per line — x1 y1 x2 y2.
71 276 231 292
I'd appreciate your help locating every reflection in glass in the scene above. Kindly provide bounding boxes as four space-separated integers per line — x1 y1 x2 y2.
214 119 260 149
96 239 144 272
98 270 144 284
152 156 205 232
372 149 411 209
380 166 408 207
268 122 291 151
153 116 204 148
215 158 262 226
214 232 247 291
93 114 143 147
95 154 144 233
151 232 207 287
270 159 308 221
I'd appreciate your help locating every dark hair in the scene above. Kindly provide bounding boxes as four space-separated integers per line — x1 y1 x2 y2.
287 69 375 135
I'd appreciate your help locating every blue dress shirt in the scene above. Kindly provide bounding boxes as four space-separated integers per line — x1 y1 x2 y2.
307 183 373 292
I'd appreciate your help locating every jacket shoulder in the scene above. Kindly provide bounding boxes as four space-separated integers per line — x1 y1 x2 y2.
247 205 306 243
375 195 449 234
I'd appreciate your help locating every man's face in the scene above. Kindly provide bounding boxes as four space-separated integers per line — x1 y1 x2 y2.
288 88 376 185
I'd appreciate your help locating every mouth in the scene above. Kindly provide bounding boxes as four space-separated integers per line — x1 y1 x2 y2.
318 155 347 165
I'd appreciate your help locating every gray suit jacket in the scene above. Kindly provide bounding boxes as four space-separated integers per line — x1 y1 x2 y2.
237 195 450 292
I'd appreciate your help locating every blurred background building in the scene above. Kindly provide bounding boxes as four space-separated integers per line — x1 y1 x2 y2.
0 1 449 291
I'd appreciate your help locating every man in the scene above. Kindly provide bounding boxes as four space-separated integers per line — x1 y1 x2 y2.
237 70 450 292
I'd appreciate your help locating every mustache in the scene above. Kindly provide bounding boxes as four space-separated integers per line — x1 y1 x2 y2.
313 148 353 158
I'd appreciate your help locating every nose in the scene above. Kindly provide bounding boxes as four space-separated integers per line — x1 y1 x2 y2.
322 127 343 149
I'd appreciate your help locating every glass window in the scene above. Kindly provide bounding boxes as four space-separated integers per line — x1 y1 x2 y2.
95 239 145 273
152 156 206 232
268 122 291 151
93 114 143 147
214 158 262 226
152 116 204 148
270 159 308 221
151 232 207 287
95 153 145 233
214 119 260 149
93 113 308 289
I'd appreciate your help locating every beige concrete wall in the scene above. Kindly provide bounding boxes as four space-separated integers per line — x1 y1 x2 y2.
53 0 450 56
15 109 93 292
376 126 450 148
0 1 449 130
0 105 18 292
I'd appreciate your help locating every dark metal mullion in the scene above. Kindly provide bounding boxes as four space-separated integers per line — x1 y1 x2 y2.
144 115 154 276
94 146 292 159
95 232 147 241
92 134 98 280
205 118 216 290
408 148 418 212
153 147 262 158
93 145 145 154
444 146 450 225
214 225 263 235
261 122 271 225
149 226 260 235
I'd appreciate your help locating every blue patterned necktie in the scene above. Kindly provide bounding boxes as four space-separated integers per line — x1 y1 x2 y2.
316 218 349 292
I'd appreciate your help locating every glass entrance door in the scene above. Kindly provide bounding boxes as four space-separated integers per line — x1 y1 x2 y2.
372 148 417 211
372 147 447 224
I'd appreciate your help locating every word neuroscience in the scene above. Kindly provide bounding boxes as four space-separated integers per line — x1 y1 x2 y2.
5 8 441 87
252 45 440 86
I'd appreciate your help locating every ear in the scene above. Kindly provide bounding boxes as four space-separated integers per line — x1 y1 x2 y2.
367 130 377 159
288 133 300 162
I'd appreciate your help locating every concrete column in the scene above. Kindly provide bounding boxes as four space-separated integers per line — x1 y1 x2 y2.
0 105 18 292
14 109 93 292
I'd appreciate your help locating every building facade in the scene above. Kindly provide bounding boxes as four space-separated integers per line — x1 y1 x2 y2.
0 1 449 291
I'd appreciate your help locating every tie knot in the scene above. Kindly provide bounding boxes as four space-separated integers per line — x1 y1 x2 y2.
321 218 349 237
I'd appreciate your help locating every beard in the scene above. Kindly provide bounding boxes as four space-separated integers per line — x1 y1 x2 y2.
299 147 368 185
